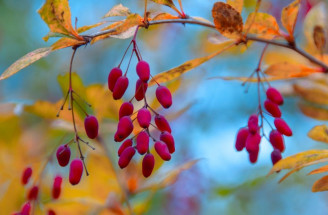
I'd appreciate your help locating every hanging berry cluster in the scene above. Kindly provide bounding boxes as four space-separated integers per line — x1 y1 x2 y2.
108 27 175 178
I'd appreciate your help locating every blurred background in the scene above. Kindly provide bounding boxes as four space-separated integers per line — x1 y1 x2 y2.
1 0 328 214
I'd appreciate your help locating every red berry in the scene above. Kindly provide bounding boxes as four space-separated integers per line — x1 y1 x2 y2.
119 102 134 119
266 87 283 105
154 114 171 133
235 128 249 151
248 114 258 134
142 153 155 178
264 100 282 117
116 116 134 141
249 148 259 164
21 167 32 185
118 146 136 169
156 86 172 109
160 131 175 153
136 131 149 155
274 118 292 136
27 186 39 200
52 175 63 199
154 141 171 161
48 210 56 215
135 79 148 101
136 60 150 82
69 159 83 185
113 76 129 100
118 139 133 156
84 115 99 139
245 132 261 153
269 130 285 152
271 149 282 165
108 67 122 92
137 108 151 128
56 145 71 167
20 202 31 215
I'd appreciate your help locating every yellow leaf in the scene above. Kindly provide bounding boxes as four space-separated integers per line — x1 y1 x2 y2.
298 102 328 121
149 42 235 86
77 22 106 33
308 165 328 175
38 0 83 41
212 2 243 39
0 47 52 80
243 0 262 35
227 0 244 13
264 62 321 79
268 150 328 175
244 12 280 39
308 125 328 143
293 80 328 105
152 13 179 21
313 25 326 55
281 0 300 38
51 37 86 51
103 4 131 18
209 76 283 82
312 175 328 192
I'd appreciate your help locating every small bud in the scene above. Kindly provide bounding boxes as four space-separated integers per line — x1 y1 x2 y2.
235 128 249 151
245 132 261 153
137 108 151 128
248 114 258 134
136 131 149 155
266 87 284 105
160 131 175 153
156 86 172 109
21 167 32 185
269 130 285 152
119 102 134 119
69 159 83 185
249 148 259 164
20 202 31 215
264 100 282 118
84 115 99 139
154 141 171 161
274 118 292 136
136 60 150 82
116 116 134 141
27 186 39 200
47 209 56 215
56 145 71 167
271 149 282 165
118 146 136 169
108 67 122 92
135 79 148 101
154 114 171 133
113 76 129 100
118 139 133 156
52 175 63 199
142 153 155 178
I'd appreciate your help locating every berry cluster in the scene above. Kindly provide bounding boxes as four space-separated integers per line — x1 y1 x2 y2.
108 29 175 177
13 167 63 215
235 87 292 165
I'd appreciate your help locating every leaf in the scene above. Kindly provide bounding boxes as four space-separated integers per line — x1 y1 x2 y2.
77 22 106 33
243 0 262 35
313 25 326 55
298 102 328 121
281 0 300 38
293 80 328 105
151 0 176 9
308 125 328 143
264 62 321 79
149 42 235 86
212 2 243 39
103 4 131 18
308 165 328 175
312 175 328 192
244 12 280 39
227 0 244 14
268 150 328 175
38 0 83 41
209 76 282 82
152 13 179 21
0 48 52 80
51 37 86 51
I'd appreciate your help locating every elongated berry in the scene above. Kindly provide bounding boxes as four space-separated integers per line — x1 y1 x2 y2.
119 102 134 119
154 141 171 161
118 146 136 169
84 115 99 139
21 202 31 215
248 114 258 134
156 86 172 109
235 128 249 151
116 116 134 141
52 175 63 199
274 118 292 136
69 159 83 185
27 185 39 200
21 167 32 185
135 79 148 101
142 153 155 178
271 149 282 165
269 130 285 152
108 67 122 92
118 139 133 156
48 210 56 215
264 100 281 117
56 145 71 167
160 131 175 153
136 60 150 82
113 76 129 100
154 114 171 133
266 87 283 105
249 148 259 164
137 108 151 128
245 132 261 153
136 131 149 155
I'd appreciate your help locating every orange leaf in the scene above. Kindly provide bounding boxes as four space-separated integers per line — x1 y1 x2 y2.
51 37 86 51
103 4 131 18
151 0 180 15
298 102 328 121
77 22 106 34
212 2 243 39
38 0 83 41
308 165 328 175
313 25 326 55
244 12 280 39
308 125 328 144
312 175 328 192
227 0 244 13
264 62 321 79
0 48 52 80
293 80 328 105
152 13 179 21
281 0 300 38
